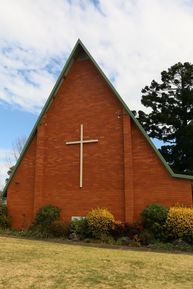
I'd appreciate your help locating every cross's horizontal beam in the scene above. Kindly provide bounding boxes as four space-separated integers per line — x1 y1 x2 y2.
66 139 98 145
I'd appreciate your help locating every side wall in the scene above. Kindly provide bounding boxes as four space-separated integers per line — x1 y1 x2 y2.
7 136 37 229
131 120 192 220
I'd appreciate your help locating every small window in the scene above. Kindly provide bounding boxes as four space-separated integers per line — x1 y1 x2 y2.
71 216 85 221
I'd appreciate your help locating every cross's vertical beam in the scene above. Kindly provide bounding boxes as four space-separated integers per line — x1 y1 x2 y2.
66 124 98 188
80 124 83 188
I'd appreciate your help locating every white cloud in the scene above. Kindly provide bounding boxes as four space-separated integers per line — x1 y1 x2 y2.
0 0 193 112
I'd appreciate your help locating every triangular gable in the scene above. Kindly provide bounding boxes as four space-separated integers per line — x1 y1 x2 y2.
2 39 193 197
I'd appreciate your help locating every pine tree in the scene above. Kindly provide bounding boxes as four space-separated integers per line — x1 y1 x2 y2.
135 62 193 175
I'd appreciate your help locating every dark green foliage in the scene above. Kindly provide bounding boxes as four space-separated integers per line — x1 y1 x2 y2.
0 215 11 229
135 62 193 175
49 220 70 238
141 204 168 240
139 230 155 245
0 204 11 229
33 205 61 234
34 205 61 227
70 218 91 240
0 204 8 216
141 204 168 225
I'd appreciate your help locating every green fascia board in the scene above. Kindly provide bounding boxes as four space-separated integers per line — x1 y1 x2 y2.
2 39 193 197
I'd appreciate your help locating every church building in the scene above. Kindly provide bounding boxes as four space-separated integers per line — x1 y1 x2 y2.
3 40 193 229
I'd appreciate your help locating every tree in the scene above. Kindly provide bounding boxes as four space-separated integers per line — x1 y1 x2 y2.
12 136 26 162
5 166 15 184
135 62 193 175
5 136 26 184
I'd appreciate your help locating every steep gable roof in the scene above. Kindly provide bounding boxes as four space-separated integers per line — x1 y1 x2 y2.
2 39 193 197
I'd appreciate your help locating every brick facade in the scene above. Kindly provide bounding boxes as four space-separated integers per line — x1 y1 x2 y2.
7 46 193 229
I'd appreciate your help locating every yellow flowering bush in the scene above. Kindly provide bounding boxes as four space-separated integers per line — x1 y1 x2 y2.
166 206 193 243
86 208 115 238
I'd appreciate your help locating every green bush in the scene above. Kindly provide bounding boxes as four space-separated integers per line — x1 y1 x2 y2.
34 205 61 226
33 205 61 233
0 204 11 229
0 204 8 216
70 218 91 239
49 220 70 238
0 214 11 229
141 204 168 240
86 208 115 239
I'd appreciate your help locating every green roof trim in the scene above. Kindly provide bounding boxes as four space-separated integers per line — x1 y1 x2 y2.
2 39 193 197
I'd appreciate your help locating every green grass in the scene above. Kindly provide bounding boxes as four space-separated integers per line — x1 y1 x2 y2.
0 237 193 289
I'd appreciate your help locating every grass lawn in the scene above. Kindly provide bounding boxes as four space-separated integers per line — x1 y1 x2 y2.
0 237 193 289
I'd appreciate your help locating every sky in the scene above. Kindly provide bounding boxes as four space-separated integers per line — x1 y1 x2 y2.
1 0 193 188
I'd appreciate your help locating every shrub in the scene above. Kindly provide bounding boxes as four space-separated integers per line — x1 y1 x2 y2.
33 205 61 233
110 221 125 239
166 206 193 244
0 204 8 216
141 204 168 240
34 205 61 226
49 220 70 238
139 230 155 245
70 218 91 239
99 233 115 244
86 208 115 238
0 204 11 229
0 214 11 229
21 227 46 239
126 222 143 239
127 234 141 247
111 221 144 244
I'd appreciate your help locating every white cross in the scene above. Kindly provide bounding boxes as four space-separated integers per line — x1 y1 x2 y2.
66 124 98 188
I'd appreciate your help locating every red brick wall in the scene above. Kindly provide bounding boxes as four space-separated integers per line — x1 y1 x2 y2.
38 56 125 222
131 121 192 220
7 136 37 228
7 53 193 229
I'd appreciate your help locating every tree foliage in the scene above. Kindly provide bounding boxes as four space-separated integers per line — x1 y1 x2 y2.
135 62 193 175
5 166 15 184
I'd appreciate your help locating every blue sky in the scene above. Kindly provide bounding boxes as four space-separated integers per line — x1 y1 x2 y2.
1 0 193 188
0 105 37 147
